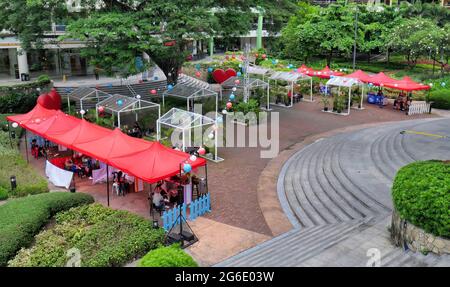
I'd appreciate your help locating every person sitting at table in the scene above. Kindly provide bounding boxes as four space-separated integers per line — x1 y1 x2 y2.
64 158 73 171
152 190 165 211
393 93 403 110
168 187 179 206
31 139 39 159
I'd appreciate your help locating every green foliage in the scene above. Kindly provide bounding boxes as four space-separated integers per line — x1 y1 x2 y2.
9 203 165 267
0 186 8 200
429 90 450 110
0 130 48 197
392 161 450 238
0 92 39 114
0 192 94 266
138 244 198 267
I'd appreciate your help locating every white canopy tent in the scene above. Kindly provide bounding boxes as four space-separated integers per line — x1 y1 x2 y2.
162 84 218 114
157 108 223 162
246 65 271 81
325 76 363 116
221 76 270 111
269 71 313 107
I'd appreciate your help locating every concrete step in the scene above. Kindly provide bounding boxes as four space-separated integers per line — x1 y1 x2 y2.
216 219 372 267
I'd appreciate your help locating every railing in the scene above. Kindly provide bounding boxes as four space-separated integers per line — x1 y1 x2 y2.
162 193 211 231
407 101 431 116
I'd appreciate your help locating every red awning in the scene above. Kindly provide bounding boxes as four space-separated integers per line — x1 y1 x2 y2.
367 72 397 86
7 104 205 184
384 76 430 91
345 70 372 83
109 142 206 183
309 66 345 79
297 64 311 74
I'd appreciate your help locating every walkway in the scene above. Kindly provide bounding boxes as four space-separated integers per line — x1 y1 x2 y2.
217 118 450 266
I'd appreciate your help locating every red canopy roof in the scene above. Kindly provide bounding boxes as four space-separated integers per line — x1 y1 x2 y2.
109 142 206 183
297 64 311 74
7 103 206 184
384 76 430 91
345 70 372 83
308 66 345 79
367 72 397 86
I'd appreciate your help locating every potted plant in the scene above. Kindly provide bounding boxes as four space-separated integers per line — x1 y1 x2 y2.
336 96 345 114
353 94 362 109
284 93 290 106
321 96 330 111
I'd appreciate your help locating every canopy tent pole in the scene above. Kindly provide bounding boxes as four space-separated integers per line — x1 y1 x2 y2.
347 87 352 115
80 101 84 118
7 121 12 149
187 97 190 112
117 112 121 129
205 163 209 194
162 94 165 108
67 96 71 114
182 128 186 152
360 84 364 109
106 164 110 207
291 81 294 107
310 77 313 102
266 84 270 110
215 93 218 161
156 119 161 141
24 129 29 163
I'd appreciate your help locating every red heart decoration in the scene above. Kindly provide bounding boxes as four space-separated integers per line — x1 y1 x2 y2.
37 93 54 109
47 88 62 110
212 68 237 84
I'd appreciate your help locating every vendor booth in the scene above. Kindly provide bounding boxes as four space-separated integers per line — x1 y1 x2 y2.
325 76 362 116
246 65 271 82
220 76 270 111
162 84 218 114
269 71 313 107
157 108 223 162
96 94 160 132
66 87 111 116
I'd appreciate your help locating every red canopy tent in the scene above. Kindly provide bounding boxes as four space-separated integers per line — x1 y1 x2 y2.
384 76 430 91
109 142 206 183
297 64 312 74
367 72 397 86
345 70 372 83
7 104 207 203
315 66 345 79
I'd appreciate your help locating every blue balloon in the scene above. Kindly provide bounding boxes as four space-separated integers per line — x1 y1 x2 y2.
183 163 192 173
272 60 277 65
107 83 113 88
117 100 123 106
441 82 446 87
167 84 174 90
208 67 213 73
230 94 235 101
237 72 242 77
195 64 201 70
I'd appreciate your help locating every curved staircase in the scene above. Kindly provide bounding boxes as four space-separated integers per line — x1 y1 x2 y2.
217 118 450 267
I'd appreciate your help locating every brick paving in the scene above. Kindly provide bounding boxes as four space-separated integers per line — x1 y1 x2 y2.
205 100 436 236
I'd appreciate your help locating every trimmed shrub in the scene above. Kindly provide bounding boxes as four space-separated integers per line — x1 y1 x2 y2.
429 90 450 110
0 186 8 200
0 192 94 266
392 161 450 238
9 203 165 267
138 244 198 267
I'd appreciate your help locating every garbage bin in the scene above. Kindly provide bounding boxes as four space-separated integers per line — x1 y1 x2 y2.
20 73 30 81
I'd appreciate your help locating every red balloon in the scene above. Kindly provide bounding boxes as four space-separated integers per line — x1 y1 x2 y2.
47 88 61 110
37 93 54 109
195 71 201 77
150 89 157 94
198 147 206 155
262 54 267 59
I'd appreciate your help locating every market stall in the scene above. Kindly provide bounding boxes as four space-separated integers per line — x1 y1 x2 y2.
325 76 362 116
157 108 222 162
220 76 270 111
269 71 313 107
162 84 218 114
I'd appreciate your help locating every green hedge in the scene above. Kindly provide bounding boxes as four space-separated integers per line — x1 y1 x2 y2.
0 186 8 200
9 203 165 267
0 192 94 266
392 161 450 238
138 244 198 267
430 90 450 110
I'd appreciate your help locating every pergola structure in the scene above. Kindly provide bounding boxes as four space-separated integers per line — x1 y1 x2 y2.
269 71 313 107
220 76 270 110
66 87 110 116
162 84 218 114
246 65 271 82
325 76 363 116
96 94 160 129
157 108 223 162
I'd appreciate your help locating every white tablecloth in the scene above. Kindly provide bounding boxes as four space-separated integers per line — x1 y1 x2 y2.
45 160 73 189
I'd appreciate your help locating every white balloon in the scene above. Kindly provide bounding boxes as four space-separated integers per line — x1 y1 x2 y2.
11 122 18 128
232 87 237 92
80 109 86 115
222 109 227 115
208 133 214 139
190 155 197 162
